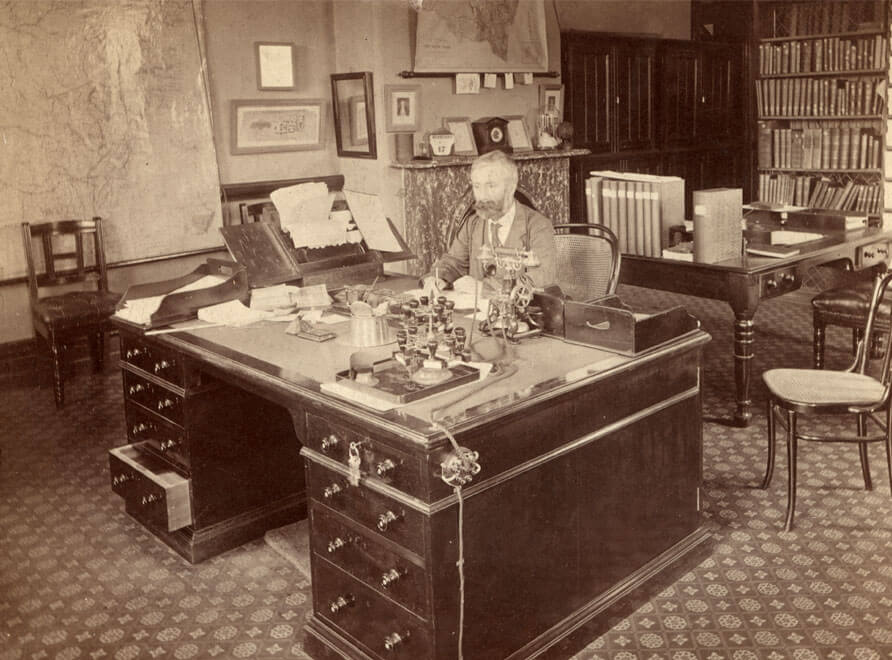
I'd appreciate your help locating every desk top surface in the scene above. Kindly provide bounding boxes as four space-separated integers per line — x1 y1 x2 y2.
143 277 708 441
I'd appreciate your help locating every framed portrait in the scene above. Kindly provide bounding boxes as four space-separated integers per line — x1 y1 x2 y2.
455 73 481 95
255 42 295 90
539 84 564 119
442 117 477 156
348 96 368 146
230 99 323 154
504 116 533 153
384 85 421 133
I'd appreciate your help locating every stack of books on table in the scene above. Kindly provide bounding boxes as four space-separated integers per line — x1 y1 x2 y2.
585 171 685 257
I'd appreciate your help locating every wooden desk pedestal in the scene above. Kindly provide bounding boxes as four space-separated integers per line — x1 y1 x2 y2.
301 337 708 660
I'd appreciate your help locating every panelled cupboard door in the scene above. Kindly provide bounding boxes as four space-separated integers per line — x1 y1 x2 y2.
698 44 738 143
661 45 699 147
615 43 656 152
564 40 613 153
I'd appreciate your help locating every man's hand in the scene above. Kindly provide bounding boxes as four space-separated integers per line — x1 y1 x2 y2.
422 276 447 293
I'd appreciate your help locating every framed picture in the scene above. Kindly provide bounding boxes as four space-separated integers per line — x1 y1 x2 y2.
504 115 533 153
384 85 421 133
442 117 477 156
540 84 564 118
348 96 368 146
255 42 295 90
230 99 323 154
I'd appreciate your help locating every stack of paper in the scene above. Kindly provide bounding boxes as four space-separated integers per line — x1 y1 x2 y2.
270 182 344 248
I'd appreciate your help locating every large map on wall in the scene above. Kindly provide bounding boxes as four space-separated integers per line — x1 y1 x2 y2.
414 0 548 73
0 0 221 279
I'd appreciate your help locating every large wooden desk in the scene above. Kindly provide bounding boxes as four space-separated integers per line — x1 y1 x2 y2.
111 286 709 659
620 225 892 427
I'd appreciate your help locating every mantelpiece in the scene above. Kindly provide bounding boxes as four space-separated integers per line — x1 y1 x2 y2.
392 148 589 275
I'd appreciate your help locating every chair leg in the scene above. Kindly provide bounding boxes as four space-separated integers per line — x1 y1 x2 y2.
784 409 797 532
857 414 872 491
49 338 65 409
813 320 825 369
853 328 863 357
761 398 776 488
88 331 105 372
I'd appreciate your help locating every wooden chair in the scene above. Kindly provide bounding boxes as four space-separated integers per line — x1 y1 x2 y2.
21 218 120 408
811 261 889 368
762 270 892 531
552 223 621 300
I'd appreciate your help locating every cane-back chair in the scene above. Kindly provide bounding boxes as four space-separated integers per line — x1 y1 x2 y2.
552 223 621 300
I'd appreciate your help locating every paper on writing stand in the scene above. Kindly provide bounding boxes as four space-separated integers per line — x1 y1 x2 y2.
198 299 272 327
343 189 403 252
270 182 344 249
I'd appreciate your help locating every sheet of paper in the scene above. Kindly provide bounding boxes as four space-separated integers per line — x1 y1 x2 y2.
521 73 533 85
770 230 823 245
343 189 403 252
483 73 497 88
270 182 344 248
288 283 332 308
504 73 514 89
197 299 272 327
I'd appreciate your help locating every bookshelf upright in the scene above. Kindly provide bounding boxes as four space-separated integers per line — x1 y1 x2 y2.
753 0 889 221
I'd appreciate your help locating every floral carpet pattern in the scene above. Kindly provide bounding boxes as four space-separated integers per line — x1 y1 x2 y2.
1 283 890 659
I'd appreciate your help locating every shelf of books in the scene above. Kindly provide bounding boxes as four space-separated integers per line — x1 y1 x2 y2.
754 0 888 219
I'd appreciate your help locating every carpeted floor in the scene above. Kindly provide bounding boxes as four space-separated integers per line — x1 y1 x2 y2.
1 283 891 659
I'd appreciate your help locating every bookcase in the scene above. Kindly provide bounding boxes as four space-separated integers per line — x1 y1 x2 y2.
753 0 889 219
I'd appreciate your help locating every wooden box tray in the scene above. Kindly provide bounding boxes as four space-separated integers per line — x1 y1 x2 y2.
335 358 479 404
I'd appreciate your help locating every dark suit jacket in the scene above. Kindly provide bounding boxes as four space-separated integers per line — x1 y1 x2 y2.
427 202 557 288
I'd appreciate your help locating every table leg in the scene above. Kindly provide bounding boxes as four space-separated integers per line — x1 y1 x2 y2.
732 311 755 427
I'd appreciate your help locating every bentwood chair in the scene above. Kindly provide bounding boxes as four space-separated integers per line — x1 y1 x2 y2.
552 223 621 300
762 270 892 531
21 218 120 408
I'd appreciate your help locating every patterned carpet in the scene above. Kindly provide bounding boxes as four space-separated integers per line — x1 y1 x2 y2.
1 283 891 659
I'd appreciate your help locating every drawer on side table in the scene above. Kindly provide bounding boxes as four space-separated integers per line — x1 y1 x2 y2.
310 505 428 616
314 559 430 660
306 461 426 556
109 444 192 532
120 334 187 388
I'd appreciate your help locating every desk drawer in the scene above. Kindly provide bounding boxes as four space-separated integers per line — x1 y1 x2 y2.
109 443 191 532
858 240 891 269
314 559 430 660
310 505 428 616
120 334 186 388
306 462 425 556
306 414 424 497
125 402 190 471
123 371 184 426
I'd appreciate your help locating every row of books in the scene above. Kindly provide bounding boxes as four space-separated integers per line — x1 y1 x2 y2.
757 123 882 170
759 35 885 75
585 171 684 257
760 1 883 38
757 172 883 213
755 76 885 117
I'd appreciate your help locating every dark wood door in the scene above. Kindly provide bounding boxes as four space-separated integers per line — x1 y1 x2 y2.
660 45 699 147
563 38 613 154
614 42 656 152
698 44 738 143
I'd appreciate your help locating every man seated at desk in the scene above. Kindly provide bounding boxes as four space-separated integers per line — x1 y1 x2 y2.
421 150 557 291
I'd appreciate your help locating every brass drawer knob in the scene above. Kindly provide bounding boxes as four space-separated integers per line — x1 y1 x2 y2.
375 458 396 477
384 631 410 651
159 439 177 451
131 422 152 436
380 567 405 589
112 473 132 486
326 536 350 554
128 384 145 396
321 433 340 450
157 398 175 411
125 347 144 359
322 483 343 499
153 359 173 374
376 509 402 532
328 594 355 615
140 494 159 506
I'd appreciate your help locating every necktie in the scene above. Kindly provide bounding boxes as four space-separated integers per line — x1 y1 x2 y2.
489 219 502 248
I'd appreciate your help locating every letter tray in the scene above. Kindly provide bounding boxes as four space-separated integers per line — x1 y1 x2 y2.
564 295 700 356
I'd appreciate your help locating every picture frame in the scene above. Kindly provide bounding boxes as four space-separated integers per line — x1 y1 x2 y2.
455 73 481 95
442 117 477 156
255 42 295 90
348 95 369 146
230 99 323 154
504 115 533 153
384 85 421 133
539 84 564 119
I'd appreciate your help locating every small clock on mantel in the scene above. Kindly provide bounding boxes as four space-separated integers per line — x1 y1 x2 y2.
471 116 512 155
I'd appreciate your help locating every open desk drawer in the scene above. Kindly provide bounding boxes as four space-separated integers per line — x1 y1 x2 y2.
109 444 192 532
